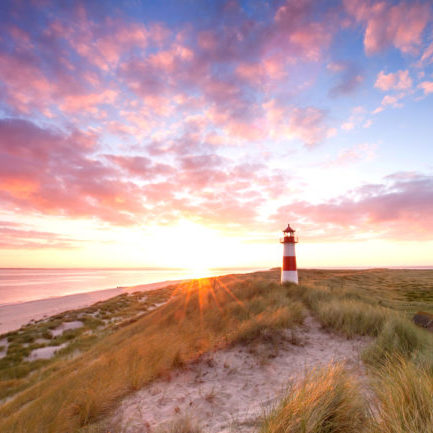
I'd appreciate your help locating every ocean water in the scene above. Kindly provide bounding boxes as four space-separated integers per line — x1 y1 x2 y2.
0 267 261 306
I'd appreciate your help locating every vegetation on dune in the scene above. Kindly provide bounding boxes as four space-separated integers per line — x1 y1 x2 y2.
260 363 369 433
0 286 173 401
362 315 432 367
263 270 433 433
370 357 433 433
1 268 433 432
0 272 305 433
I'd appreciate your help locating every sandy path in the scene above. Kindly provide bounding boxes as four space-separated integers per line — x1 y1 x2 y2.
111 317 370 433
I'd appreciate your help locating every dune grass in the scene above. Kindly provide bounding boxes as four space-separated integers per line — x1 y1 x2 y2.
281 278 433 367
272 271 433 433
370 356 433 433
261 357 433 433
361 315 430 366
0 286 174 401
1 268 433 432
311 298 389 338
260 363 369 433
0 274 305 433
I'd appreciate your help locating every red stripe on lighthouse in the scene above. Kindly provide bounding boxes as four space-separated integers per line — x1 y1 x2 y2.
283 256 297 271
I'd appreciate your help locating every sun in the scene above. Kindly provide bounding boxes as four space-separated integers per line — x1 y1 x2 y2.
149 220 227 272
184 266 213 279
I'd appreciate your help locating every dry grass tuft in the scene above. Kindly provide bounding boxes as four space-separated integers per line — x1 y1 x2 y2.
314 299 390 338
370 356 433 433
260 362 369 433
362 315 431 367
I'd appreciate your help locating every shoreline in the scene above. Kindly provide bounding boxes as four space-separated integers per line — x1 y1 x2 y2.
0 279 188 335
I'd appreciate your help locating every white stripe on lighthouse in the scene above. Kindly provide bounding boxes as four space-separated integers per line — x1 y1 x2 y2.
283 243 296 256
281 271 298 284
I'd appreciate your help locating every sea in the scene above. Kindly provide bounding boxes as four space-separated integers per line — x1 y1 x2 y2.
0 267 263 306
1 266 432 307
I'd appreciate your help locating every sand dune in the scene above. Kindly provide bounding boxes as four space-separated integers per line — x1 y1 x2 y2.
111 316 369 433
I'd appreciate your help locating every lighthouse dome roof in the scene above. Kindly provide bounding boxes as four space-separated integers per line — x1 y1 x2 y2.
283 223 295 233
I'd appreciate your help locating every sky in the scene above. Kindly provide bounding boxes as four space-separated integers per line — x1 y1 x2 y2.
0 0 432 270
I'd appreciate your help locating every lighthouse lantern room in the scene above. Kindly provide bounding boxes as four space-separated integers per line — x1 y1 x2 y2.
280 223 299 284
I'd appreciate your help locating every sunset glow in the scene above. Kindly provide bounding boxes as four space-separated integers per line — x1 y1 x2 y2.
1 0 432 269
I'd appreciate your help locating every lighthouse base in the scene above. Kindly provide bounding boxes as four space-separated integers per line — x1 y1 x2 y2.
281 270 298 284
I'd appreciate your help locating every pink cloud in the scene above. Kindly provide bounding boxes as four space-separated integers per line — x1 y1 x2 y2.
0 117 293 231
264 100 334 146
345 0 431 55
59 89 118 113
277 172 433 241
272 0 335 62
375 70 412 91
419 40 433 65
105 155 173 179
0 53 53 113
328 61 364 97
0 222 79 249
418 81 433 94
47 12 150 72
0 119 146 225
373 93 405 113
324 143 376 167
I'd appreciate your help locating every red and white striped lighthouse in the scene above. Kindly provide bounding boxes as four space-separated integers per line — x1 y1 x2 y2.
280 223 298 284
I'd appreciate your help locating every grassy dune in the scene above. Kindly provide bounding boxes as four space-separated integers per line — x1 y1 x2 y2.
0 268 433 432
0 271 304 432
263 269 433 433
0 285 174 401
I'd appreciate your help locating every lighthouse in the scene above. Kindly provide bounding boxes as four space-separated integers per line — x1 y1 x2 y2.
280 223 298 284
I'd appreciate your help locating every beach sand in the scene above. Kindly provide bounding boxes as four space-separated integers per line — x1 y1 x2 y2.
0 279 187 334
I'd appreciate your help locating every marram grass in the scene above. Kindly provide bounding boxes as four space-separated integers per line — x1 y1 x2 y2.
370 356 433 433
1 269 433 432
260 363 369 433
0 275 304 433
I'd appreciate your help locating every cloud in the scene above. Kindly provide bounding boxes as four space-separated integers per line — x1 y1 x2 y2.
59 89 118 113
328 61 364 96
373 93 405 113
323 143 377 167
419 39 433 65
0 221 80 249
116 0 338 146
105 155 173 179
0 0 344 151
272 0 336 62
46 10 150 72
341 105 372 131
0 117 294 231
345 0 431 55
264 100 335 146
375 70 412 91
277 172 433 241
418 81 433 94
0 118 145 225
3 0 432 246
